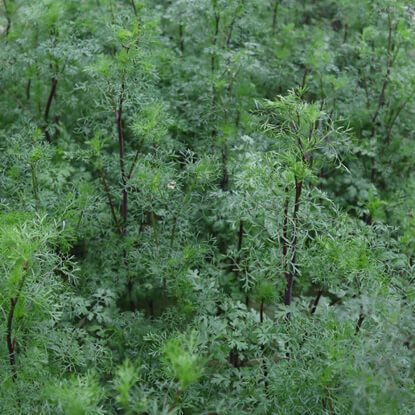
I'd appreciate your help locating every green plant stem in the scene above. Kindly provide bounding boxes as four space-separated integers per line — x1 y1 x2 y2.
150 208 159 249
168 176 198 255
163 175 198 304
7 260 29 382
31 163 39 211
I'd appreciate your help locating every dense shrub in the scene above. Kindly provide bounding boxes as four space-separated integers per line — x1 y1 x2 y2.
1 1 414 413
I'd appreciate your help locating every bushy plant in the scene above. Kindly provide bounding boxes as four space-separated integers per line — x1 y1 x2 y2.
1 0 414 413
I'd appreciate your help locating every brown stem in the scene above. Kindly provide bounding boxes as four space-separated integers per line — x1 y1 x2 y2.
107 59 129 236
284 178 303 310
130 0 137 16
26 78 31 100
235 220 246 300
355 313 365 335
179 22 184 53
229 348 239 368
371 16 394 127
44 77 58 142
210 9 220 141
272 0 280 33
44 77 58 121
106 72 133 303
168 387 183 413
116 111 127 236
260 299 264 323
220 146 228 190
310 289 323 315
2 0 11 36
282 192 289 261
369 15 395 182
116 73 132 306
98 168 121 233
211 13 220 73
343 23 348 43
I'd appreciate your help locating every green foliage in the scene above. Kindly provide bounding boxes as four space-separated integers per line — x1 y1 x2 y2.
113 359 143 413
162 331 203 388
45 373 105 415
1 0 415 413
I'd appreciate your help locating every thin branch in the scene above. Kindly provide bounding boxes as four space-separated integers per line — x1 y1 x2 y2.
150 208 159 249
384 91 414 147
371 15 394 127
127 138 144 180
5 86 29 111
98 167 122 234
106 79 117 112
44 77 58 122
343 23 348 43
130 0 137 17
116 48 131 236
116 99 127 236
7 260 29 382
179 21 184 53
30 163 39 210
362 70 371 109
2 0 11 36
284 178 303 309
226 14 237 47
300 68 308 91
272 0 280 33
369 13 396 182
235 220 244 268
163 176 198 304
211 12 220 72
26 78 31 100
44 77 58 142
355 313 365 335
310 289 323 315
168 388 183 413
